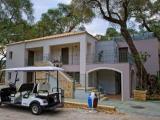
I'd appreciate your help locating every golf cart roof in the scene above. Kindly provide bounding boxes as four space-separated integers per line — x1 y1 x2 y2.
2 66 64 72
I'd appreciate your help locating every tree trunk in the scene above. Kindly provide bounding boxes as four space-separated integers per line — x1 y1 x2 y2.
120 24 148 86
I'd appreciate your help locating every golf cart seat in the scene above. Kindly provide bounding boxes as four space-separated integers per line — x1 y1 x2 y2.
37 83 51 96
11 83 35 104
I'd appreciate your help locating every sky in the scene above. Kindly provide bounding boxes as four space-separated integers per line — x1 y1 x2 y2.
31 0 109 35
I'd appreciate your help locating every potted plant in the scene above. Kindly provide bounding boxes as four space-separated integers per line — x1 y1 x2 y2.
133 51 150 101
134 86 147 101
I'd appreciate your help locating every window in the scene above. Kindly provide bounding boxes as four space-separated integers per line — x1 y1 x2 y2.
119 47 128 63
9 51 13 59
8 72 11 80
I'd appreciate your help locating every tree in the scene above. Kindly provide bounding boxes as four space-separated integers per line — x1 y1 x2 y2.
0 0 34 45
131 0 160 40
0 0 33 81
36 3 94 37
0 46 6 82
0 0 33 44
72 0 148 86
128 28 138 34
106 27 120 37
98 27 120 41
134 52 150 89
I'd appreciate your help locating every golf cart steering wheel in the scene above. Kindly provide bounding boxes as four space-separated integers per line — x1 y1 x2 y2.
23 91 31 98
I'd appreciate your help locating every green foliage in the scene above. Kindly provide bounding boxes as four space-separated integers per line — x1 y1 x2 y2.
0 0 34 45
35 3 94 37
98 27 139 41
0 0 33 23
127 28 138 35
96 27 120 41
147 75 160 95
149 21 160 38
0 0 34 81
105 28 120 38
131 0 160 39
133 51 151 90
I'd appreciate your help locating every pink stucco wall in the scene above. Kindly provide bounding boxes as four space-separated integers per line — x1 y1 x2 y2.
118 39 159 75
86 63 130 101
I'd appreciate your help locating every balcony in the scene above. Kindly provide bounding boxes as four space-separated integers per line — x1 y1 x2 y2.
87 53 134 64
28 54 80 66
27 52 134 66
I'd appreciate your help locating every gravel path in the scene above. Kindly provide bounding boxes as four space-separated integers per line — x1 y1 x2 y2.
0 105 160 120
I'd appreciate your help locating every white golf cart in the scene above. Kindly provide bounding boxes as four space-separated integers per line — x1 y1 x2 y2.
0 66 64 115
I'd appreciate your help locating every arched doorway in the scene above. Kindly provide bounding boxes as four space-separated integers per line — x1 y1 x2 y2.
87 67 122 100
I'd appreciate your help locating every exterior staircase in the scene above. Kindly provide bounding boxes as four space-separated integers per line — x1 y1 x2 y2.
74 86 108 101
75 83 81 88
34 61 74 98
34 61 108 101
90 88 108 101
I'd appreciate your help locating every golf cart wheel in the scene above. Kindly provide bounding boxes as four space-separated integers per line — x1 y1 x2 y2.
31 103 42 115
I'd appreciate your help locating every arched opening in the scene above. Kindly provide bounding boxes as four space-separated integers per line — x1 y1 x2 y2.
87 68 122 100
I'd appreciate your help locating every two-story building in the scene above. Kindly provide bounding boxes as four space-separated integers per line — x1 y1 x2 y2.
5 31 160 101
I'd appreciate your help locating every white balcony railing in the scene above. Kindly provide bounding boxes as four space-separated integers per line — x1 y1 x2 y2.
28 53 134 66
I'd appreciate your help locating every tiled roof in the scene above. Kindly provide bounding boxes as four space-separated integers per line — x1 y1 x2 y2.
7 31 97 46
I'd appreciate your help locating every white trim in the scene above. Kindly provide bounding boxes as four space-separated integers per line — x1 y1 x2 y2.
87 67 123 74
2 66 64 72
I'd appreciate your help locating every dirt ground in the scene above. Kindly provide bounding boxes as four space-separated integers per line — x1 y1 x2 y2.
0 105 160 120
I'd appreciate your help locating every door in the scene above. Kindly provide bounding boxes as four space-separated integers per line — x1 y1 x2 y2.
27 72 33 83
28 51 34 66
115 72 121 94
61 48 69 64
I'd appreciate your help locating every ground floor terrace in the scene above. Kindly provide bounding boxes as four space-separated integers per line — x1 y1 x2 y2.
87 64 136 101
64 98 160 117
62 63 137 101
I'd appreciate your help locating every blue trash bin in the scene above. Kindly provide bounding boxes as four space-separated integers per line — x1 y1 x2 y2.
88 95 92 108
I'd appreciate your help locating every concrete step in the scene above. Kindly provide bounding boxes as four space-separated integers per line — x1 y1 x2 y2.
74 87 109 101
100 94 105 98
75 87 96 91
100 96 109 101
75 83 81 88
87 87 97 92
74 89 90 99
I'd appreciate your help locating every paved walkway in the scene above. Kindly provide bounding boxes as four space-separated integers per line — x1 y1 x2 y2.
65 98 160 117
1 84 159 117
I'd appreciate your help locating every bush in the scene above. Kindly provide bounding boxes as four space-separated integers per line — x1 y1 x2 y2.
147 75 160 95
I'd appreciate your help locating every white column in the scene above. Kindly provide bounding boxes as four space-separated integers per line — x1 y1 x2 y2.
80 40 87 87
43 45 50 61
